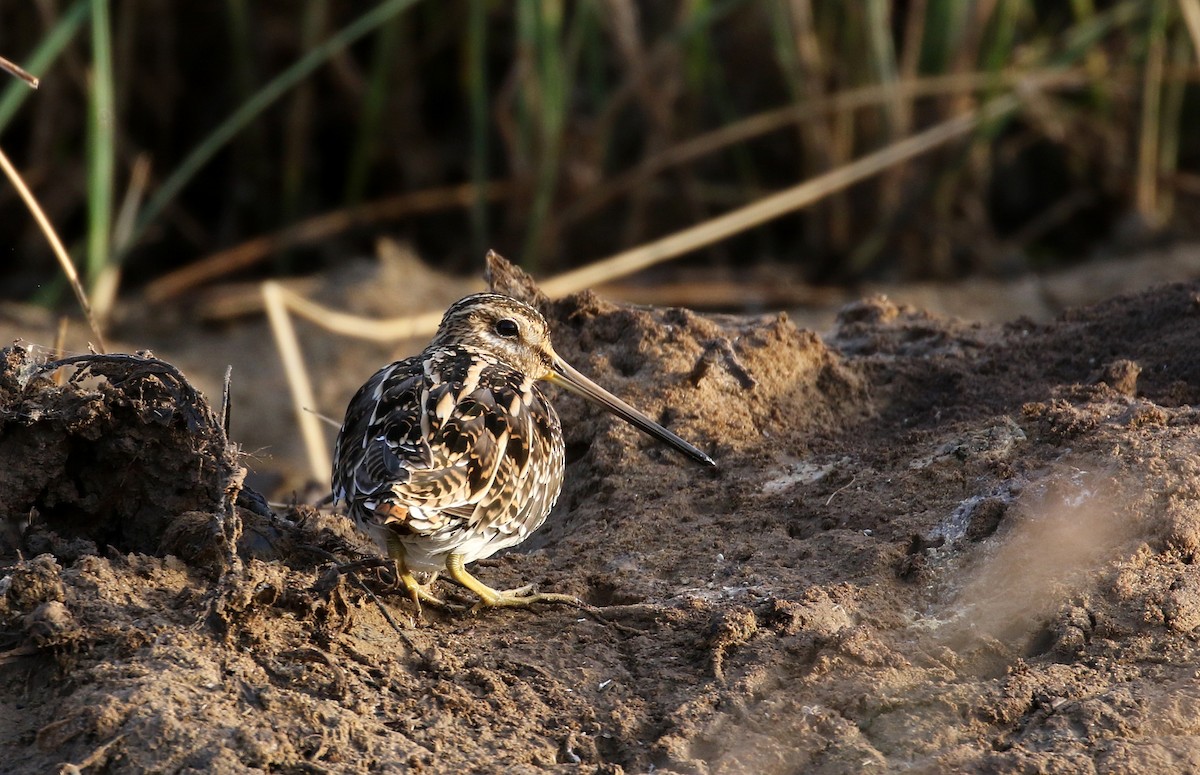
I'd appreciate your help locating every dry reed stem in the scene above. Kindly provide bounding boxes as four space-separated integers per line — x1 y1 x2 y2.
1181 0 1200 60
257 89 1028 348
561 68 1087 226
93 154 153 325
146 180 512 302
0 146 106 352
262 281 330 482
113 154 153 253
53 316 68 357
1136 1 1167 225
192 277 323 321
540 90 1023 298
0 54 39 88
269 283 445 342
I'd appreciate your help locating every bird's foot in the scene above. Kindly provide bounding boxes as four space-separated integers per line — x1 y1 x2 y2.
445 554 582 611
398 571 447 606
397 569 471 615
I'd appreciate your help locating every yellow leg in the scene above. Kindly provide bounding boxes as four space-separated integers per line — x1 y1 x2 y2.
445 553 582 609
386 540 448 613
397 566 448 610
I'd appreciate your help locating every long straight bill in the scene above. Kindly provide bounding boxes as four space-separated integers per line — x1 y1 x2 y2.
547 358 715 466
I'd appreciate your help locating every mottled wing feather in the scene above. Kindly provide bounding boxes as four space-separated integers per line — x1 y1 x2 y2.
332 357 426 508
398 379 509 521
332 347 563 543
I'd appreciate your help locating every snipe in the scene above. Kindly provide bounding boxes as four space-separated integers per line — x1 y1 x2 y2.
332 292 713 610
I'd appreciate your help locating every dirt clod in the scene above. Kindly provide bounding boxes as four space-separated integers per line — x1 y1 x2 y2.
0 348 242 559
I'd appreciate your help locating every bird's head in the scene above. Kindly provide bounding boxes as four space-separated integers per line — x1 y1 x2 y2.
431 292 715 466
431 293 558 379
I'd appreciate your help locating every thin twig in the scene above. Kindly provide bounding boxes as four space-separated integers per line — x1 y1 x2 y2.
304 406 344 430
221 365 233 438
568 601 644 635
0 54 39 88
0 146 106 352
345 572 428 659
826 476 857 507
57 734 125 775
0 644 39 664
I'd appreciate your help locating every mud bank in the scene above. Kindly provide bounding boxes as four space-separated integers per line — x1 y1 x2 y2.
4 268 1200 773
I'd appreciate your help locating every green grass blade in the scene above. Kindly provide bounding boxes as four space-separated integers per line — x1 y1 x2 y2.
680 0 714 92
1054 0 1144 64
518 0 568 270
864 0 900 136
919 0 964 73
345 12 403 205
126 0 424 258
0 0 91 133
282 0 329 227
767 1 804 102
87 0 115 287
1067 0 1113 113
975 0 1023 140
466 0 489 257
1157 22 1191 221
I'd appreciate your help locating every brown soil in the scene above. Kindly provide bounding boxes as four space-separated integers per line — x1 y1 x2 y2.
5 261 1200 773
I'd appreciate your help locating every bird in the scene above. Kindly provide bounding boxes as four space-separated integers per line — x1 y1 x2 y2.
331 292 715 610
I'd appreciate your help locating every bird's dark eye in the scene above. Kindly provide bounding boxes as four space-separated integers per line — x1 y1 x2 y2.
494 318 520 338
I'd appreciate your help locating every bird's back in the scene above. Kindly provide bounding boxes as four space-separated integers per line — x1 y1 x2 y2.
332 346 565 567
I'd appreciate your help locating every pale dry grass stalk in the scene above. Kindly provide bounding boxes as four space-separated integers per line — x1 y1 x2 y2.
541 91 1023 298
112 154 153 252
52 316 69 385
261 281 445 343
0 145 106 352
262 281 330 482
1180 0 1200 58
92 153 152 324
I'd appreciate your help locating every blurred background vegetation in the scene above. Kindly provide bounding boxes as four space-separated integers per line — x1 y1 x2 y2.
1 0 1199 314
